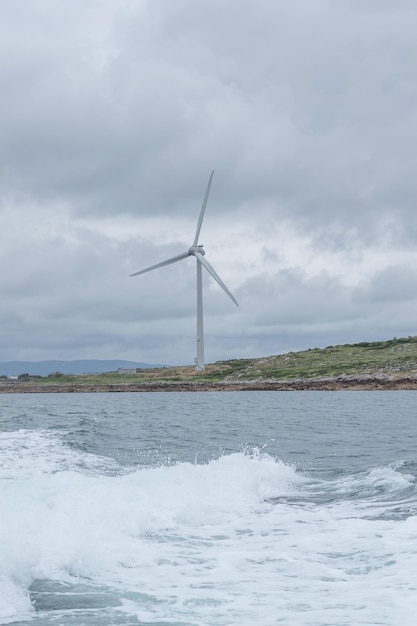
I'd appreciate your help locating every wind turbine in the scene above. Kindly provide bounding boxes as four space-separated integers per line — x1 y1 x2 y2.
130 170 238 370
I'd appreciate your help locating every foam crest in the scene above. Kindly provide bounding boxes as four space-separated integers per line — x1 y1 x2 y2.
0 429 119 479
122 450 305 526
0 576 32 625
328 464 415 500
0 442 302 622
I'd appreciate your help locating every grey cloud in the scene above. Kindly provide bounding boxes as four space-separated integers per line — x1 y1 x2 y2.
355 265 417 303
1 1 417 363
239 268 358 326
1 1 416 238
236 264 417 351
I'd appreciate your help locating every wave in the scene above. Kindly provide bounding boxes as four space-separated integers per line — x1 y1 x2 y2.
0 430 305 623
1 429 417 625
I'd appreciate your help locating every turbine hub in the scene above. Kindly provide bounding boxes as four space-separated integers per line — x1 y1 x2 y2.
189 245 205 256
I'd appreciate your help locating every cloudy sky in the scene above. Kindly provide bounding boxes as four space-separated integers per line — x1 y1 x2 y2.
1 0 417 366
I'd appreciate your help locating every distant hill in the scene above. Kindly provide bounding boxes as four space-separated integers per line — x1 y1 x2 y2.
0 359 166 377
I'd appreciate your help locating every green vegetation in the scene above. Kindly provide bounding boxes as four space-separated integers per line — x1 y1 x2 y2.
3 336 417 388
232 336 417 381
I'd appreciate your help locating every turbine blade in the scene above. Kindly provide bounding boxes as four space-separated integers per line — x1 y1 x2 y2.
193 170 214 246
130 251 189 277
194 251 239 307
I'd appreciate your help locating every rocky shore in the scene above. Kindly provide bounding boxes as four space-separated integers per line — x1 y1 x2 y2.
2 375 417 393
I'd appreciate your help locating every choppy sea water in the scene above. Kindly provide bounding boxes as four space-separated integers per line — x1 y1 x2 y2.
0 390 416 626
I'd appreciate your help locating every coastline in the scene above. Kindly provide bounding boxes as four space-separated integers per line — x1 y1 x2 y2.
1 376 417 393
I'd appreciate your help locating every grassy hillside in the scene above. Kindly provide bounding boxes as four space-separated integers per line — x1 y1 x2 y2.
9 335 417 387
213 336 417 382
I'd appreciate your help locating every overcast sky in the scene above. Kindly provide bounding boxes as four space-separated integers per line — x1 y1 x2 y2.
1 0 417 365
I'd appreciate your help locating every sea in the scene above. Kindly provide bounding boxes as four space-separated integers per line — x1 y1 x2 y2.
0 390 416 626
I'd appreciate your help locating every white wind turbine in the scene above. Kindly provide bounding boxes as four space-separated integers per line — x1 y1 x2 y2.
130 170 238 370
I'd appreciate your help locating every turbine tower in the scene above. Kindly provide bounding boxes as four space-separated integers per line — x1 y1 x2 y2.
130 170 238 370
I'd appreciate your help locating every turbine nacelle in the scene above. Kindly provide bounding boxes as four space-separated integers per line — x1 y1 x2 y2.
189 245 205 257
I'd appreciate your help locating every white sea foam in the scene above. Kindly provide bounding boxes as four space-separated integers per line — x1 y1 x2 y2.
1 428 417 625
0 429 120 479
